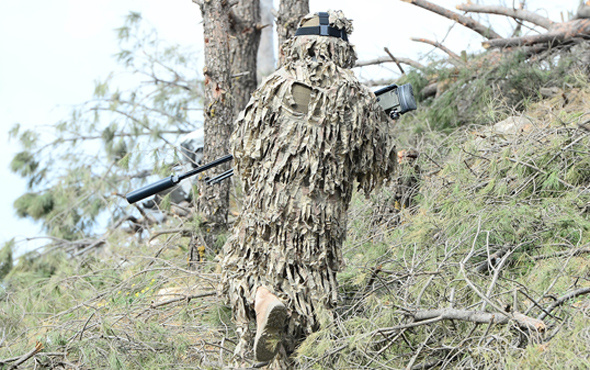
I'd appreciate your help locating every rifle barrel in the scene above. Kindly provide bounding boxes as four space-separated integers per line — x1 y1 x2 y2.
125 154 234 204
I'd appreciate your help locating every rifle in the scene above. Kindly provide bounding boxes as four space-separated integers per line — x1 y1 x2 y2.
125 82 417 203
125 154 233 204
197 83 418 185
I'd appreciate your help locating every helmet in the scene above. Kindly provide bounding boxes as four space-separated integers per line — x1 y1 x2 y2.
282 10 357 69
295 11 350 42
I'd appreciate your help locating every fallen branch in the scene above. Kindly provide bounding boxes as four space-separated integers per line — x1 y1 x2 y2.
506 157 576 189
400 0 502 39
483 19 590 48
537 287 590 320
414 308 545 331
411 37 464 65
355 56 425 70
456 3 554 30
533 248 590 261
1 342 44 369
384 47 406 74
150 291 216 309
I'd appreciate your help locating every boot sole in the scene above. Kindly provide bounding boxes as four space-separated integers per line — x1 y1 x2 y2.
254 301 287 362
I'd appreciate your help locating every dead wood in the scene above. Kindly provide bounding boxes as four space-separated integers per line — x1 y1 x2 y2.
410 37 464 66
400 0 502 39
456 3 554 30
384 47 406 74
0 342 44 369
355 56 425 70
421 83 438 98
537 286 590 320
483 19 590 48
414 308 546 331
150 291 216 309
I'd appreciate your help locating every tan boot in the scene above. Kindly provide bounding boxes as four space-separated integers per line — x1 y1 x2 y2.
254 287 287 362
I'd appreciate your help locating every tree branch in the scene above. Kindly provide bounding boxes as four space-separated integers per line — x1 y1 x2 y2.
414 308 545 331
150 291 216 309
456 3 554 30
384 47 406 74
410 37 464 65
355 56 425 70
483 19 590 48
1 342 43 369
537 287 590 320
399 0 502 39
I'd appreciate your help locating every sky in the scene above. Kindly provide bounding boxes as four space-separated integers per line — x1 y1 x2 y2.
0 0 580 255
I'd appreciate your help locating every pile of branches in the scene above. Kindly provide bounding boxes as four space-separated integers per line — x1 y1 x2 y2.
296 83 590 368
357 1 590 99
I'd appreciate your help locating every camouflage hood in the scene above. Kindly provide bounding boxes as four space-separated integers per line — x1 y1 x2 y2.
281 10 357 70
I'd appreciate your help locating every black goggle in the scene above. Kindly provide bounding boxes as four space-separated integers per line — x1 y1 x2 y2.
294 12 348 42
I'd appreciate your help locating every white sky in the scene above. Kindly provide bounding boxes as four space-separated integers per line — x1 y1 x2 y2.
0 0 580 255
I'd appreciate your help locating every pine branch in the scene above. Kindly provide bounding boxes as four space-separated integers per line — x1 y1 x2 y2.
399 0 502 39
410 37 465 66
355 56 425 70
456 3 554 30
537 287 590 320
414 308 546 331
483 19 590 48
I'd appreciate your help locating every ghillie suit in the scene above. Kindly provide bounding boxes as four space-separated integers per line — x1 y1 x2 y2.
220 10 397 366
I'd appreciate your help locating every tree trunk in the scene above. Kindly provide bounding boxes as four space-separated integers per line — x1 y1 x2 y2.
276 0 309 48
196 0 233 239
257 0 276 81
229 0 262 114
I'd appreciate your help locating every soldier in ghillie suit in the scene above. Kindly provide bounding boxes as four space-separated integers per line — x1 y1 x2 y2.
220 10 397 366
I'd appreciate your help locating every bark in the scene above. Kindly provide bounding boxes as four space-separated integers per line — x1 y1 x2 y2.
483 19 590 49
257 0 276 81
229 0 262 113
196 0 234 230
400 0 502 39
276 0 309 49
456 3 554 30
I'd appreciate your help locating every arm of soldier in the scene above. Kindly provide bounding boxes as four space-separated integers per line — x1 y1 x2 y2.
352 93 398 195
229 87 276 184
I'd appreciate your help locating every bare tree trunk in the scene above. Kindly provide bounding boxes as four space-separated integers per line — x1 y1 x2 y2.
257 0 276 81
196 0 233 241
276 0 309 48
229 0 262 113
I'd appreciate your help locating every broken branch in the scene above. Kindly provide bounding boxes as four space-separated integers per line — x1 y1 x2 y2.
537 286 590 320
400 0 502 39
483 19 590 48
410 37 464 66
456 3 554 30
355 56 425 70
384 47 406 74
414 308 545 331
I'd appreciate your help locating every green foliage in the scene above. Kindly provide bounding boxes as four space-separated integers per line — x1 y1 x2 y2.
403 46 589 133
9 13 204 239
296 74 590 368
0 239 14 280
